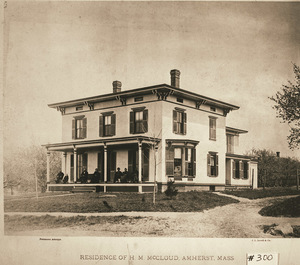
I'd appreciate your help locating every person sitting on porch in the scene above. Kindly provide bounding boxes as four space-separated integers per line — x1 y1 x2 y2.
121 168 128 183
114 167 122 183
55 171 64 183
92 168 101 183
63 174 69 184
79 168 88 183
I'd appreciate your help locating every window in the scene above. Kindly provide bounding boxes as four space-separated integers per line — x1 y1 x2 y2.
166 145 196 177
177 97 183 103
76 105 83 111
99 112 116 137
227 135 234 153
209 117 217 140
207 152 218 177
72 116 87 139
210 106 216 112
134 96 143 102
232 160 248 179
173 109 187 135
130 108 148 134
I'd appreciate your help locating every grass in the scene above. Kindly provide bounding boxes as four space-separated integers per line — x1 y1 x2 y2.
222 187 300 199
4 215 147 232
259 196 300 217
4 191 238 213
262 224 300 238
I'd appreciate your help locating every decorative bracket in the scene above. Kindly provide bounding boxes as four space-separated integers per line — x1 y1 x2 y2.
224 108 231 117
56 106 65 115
195 99 206 109
84 101 94 110
152 89 174 100
116 96 127 106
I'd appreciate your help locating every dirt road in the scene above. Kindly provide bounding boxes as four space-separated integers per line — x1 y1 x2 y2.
5 193 300 237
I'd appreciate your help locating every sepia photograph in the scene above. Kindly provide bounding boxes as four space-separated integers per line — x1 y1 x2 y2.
1 1 300 264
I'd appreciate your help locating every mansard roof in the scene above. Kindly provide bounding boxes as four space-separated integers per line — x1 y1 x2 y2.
48 83 239 111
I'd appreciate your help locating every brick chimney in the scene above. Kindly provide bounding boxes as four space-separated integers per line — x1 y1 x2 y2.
112 81 122 93
170 69 180 88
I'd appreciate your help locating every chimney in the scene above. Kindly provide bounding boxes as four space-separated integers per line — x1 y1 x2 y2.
170 69 180 88
276 152 280 158
112 81 122 93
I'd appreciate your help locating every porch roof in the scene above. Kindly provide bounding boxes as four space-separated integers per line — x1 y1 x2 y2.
226 153 257 161
226 126 248 135
43 136 160 152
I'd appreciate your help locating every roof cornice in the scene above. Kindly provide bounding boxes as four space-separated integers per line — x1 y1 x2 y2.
48 84 240 111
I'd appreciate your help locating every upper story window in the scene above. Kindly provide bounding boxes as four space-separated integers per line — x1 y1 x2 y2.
76 105 83 111
227 134 234 153
130 107 148 134
99 112 116 137
177 97 183 103
209 116 217 140
173 108 186 135
134 96 143 102
72 116 87 139
210 106 216 112
207 152 218 177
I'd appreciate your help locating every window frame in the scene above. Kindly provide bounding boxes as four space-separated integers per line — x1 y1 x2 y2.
207 152 219 177
209 116 217 141
72 116 87 140
99 112 116 137
173 108 187 135
130 107 148 134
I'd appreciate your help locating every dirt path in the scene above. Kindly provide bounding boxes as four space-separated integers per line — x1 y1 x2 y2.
5 194 300 237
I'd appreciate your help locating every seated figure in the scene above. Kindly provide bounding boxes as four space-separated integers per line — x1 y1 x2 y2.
114 167 123 183
55 171 64 184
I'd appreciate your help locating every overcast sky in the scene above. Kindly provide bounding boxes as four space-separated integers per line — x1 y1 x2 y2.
3 1 300 158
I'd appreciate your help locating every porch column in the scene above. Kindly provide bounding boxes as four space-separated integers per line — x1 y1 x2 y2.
138 141 142 193
62 152 67 176
104 144 107 192
46 150 50 184
74 147 78 182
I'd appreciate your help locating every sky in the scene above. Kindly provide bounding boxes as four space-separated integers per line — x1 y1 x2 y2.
3 1 300 158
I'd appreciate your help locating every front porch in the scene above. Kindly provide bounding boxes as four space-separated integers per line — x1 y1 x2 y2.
48 182 157 193
44 136 160 193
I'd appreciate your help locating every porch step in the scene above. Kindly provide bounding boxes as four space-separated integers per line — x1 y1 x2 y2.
71 186 96 193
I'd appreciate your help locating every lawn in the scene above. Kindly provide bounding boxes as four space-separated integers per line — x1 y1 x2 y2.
259 196 300 217
222 187 300 199
4 191 238 213
4 215 147 233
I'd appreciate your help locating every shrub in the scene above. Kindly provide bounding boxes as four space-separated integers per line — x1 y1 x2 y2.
164 180 178 199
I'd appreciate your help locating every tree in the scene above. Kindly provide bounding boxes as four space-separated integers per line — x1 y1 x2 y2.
4 145 61 193
270 63 300 149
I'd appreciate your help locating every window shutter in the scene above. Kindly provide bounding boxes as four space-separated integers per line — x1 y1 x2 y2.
239 161 243 179
232 160 236 178
247 162 250 179
213 120 216 140
185 149 189 176
142 109 148 132
82 118 87 138
192 148 196 176
99 116 104 137
166 146 174 175
72 119 76 139
215 154 219 176
111 114 116 136
183 112 187 135
83 153 88 168
207 153 211 176
130 111 134 134
173 110 177 133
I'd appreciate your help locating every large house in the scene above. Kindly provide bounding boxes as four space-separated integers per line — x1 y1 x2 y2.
45 69 258 192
